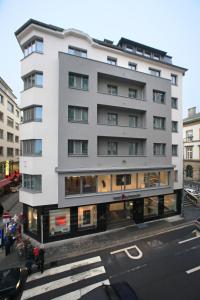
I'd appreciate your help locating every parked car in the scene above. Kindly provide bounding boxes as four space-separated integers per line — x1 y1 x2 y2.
194 217 200 230
0 267 27 300
81 282 139 300
184 188 200 201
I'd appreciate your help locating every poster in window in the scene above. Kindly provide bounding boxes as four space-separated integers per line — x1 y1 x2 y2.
55 215 66 226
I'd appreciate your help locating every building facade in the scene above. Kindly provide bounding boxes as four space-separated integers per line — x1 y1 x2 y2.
15 19 187 243
0 77 20 179
183 107 200 182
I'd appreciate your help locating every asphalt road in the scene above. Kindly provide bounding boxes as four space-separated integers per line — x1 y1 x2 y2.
19 223 200 300
0 191 22 215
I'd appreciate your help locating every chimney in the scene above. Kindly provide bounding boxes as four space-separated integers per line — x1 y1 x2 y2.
188 107 196 117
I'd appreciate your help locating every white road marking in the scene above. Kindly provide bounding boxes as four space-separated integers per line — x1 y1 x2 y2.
178 236 200 244
51 279 110 300
21 266 106 300
27 256 101 282
186 265 200 274
111 245 143 259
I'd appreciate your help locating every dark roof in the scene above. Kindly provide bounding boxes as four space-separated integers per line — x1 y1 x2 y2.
15 19 64 36
183 113 200 124
117 37 167 56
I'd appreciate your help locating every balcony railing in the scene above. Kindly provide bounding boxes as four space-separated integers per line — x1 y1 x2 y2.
97 91 145 101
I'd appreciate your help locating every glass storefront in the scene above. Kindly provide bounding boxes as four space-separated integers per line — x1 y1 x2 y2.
98 175 111 193
65 176 80 195
144 197 159 219
164 194 177 214
28 207 38 234
160 171 169 186
107 201 133 227
78 205 97 230
82 176 96 194
49 208 70 236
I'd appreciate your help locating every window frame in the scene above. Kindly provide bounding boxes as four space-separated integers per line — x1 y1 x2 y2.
153 90 165 104
68 140 88 156
171 74 177 86
68 73 89 91
68 106 88 123
149 68 161 77
107 56 117 65
68 46 87 58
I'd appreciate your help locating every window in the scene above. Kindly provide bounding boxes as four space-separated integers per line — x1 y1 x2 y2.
23 106 42 123
129 115 138 128
97 175 111 193
68 46 87 58
16 110 19 118
172 145 178 156
7 147 13 156
65 176 80 195
0 129 3 139
7 132 13 142
149 68 160 77
164 194 177 214
82 176 97 193
7 117 14 127
107 113 118 125
107 85 118 96
144 50 151 58
172 121 178 132
186 146 193 159
186 165 193 178
107 56 117 65
136 48 143 55
78 205 97 230
153 143 166 156
107 141 118 155
171 97 178 109
129 142 144 155
0 94 3 104
153 116 165 130
23 174 42 192
15 122 19 130
23 72 43 90
128 88 137 99
28 207 38 234
144 197 159 218
153 53 160 60
0 111 3 121
7 101 14 113
126 46 133 52
174 170 178 182
23 38 43 57
22 139 42 156
49 209 70 236
0 147 3 156
69 73 88 90
68 106 88 123
186 130 193 142
15 149 19 156
128 62 137 70
68 140 88 155
171 74 177 85
116 174 131 186
153 90 165 104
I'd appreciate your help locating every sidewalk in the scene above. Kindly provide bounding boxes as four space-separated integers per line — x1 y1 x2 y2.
0 206 199 270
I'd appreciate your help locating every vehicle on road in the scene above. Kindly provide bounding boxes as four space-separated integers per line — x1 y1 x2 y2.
0 267 27 300
184 188 200 202
81 282 139 300
194 217 200 230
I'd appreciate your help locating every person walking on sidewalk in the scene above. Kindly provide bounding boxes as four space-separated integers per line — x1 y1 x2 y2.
33 245 39 266
38 246 45 274
4 235 11 256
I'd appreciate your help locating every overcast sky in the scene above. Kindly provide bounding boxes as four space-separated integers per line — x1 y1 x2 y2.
0 0 199 117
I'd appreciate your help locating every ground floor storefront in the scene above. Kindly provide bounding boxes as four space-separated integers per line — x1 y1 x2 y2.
23 189 182 243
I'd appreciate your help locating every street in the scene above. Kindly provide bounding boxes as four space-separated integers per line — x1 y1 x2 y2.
0 191 22 216
20 223 200 300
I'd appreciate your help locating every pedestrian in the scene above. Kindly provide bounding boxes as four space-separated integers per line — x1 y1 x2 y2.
33 245 40 267
38 246 45 274
25 258 33 275
4 235 11 256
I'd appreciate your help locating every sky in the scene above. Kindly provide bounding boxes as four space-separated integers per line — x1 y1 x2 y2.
0 0 199 117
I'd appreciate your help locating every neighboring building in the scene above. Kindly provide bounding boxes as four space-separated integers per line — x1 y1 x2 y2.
15 19 187 243
0 77 20 179
183 107 200 182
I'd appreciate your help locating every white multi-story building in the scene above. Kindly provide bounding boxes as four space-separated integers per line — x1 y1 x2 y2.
15 19 187 243
183 107 200 182
0 77 20 179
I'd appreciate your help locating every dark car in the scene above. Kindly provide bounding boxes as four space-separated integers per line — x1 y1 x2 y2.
81 282 139 300
0 267 27 300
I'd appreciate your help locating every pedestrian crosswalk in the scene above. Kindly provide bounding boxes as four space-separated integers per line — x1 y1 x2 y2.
21 255 109 300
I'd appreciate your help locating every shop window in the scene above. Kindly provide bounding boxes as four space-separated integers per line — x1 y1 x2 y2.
65 176 80 195
164 194 177 214
160 171 169 186
144 197 159 219
28 207 38 234
148 172 159 187
97 175 111 193
78 205 97 230
49 209 70 236
138 173 145 189
82 176 97 193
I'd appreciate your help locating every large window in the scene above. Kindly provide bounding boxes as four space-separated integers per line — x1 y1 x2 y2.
172 121 178 132
23 72 43 90
153 116 165 130
49 209 70 236
7 117 14 128
144 197 159 219
164 194 177 213
107 113 118 126
153 143 166 156
7 101 14 113
107 85 118 96
23 106 42 123
68 106 88 123
69 73 88 90
149 68 160 77
7 132 13 142
22 139 42 156
128 88 137 99
160 171 169 186
171 74 177 85
78 205 97 230
68 46 87 58
82 176 96 194
68 140 88 155
23 38 43 57
129 115 138 128
171 97 178 109
186 146 193 159
65 176 80 195
23 174 42 192
153 90 165 104
7 147 13 156
28 207 38 234
107 141 118 155
172 145 178 156
129 141 144 156
97 175 111 193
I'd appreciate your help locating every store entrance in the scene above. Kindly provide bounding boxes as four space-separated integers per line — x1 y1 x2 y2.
107 201 134 229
